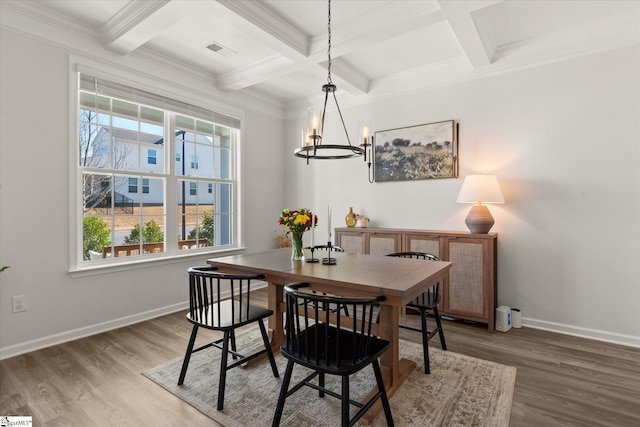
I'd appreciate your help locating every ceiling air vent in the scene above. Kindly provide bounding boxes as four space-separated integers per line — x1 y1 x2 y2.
206 42 237 58
207 43 223 52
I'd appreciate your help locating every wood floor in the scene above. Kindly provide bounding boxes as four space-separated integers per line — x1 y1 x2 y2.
1 288 639 426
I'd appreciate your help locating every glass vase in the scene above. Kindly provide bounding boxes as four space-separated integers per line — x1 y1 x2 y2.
291 231 305 261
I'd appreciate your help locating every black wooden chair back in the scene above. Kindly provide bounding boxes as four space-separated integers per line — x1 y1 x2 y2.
178 266 279 410
387 252 447 374
387 252 441 307
273 282 394 426
187 266 265 330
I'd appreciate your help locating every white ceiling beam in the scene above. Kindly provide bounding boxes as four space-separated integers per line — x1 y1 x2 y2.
321 58 370 95
101 0 186 55
309 1 444 60
218 55 295 91
215 0 309 58
214 0 373 96
309 1 443 95
437 0 502 68
214 0 327 92
216 1 443 96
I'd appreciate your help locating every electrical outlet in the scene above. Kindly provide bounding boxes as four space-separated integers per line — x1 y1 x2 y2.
12 295 27 313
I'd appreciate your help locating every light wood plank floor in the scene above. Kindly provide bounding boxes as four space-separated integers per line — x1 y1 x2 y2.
1 288 639 426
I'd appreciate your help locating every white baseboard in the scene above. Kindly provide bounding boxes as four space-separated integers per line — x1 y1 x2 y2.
0 282 268 360
523 317 640 349
3 283 637 359
0 302 188 360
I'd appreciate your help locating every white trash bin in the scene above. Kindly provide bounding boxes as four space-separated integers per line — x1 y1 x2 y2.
511 308 522 328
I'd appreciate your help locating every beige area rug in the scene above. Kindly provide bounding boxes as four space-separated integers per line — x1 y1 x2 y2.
143 328 516 426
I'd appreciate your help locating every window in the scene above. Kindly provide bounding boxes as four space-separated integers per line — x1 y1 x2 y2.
128 177 138 193
77 73 240 266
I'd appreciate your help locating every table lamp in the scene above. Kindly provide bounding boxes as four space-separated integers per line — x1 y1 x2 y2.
456 175 504 234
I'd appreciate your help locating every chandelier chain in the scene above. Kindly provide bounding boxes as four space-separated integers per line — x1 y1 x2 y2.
327 0 332 84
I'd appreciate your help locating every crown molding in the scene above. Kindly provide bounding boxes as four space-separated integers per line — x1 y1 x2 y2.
0 1 285 119
1 0 97 39
494 10 640 64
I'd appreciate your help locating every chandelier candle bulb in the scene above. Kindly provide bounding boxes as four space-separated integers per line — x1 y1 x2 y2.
361 125 370 143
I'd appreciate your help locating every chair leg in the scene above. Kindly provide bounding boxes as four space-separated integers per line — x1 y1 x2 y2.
319 372 325 397
420 308 431 374
372 359 394 427
217 331 231 410
258 321 279 377
341 376 350 427
433 306 447 351
342 304 350 317
272 360 295 427
178 324 199 385
230 329 238 360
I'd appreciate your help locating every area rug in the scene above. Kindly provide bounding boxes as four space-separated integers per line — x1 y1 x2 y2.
143 329 516 426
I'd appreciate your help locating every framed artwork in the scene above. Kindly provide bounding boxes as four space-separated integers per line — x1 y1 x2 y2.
374 120 458 182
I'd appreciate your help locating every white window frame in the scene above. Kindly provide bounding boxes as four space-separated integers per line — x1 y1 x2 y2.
69 63 245 275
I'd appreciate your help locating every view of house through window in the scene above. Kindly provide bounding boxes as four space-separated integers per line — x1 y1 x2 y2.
78 74 238 263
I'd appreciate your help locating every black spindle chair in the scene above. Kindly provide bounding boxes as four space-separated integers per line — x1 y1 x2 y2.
178 266 279 410
387 252 447 374
272 283 394 427
301 243 349 316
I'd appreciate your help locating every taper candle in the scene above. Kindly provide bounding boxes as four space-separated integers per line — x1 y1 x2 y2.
311 209 315 247
327 205 332 242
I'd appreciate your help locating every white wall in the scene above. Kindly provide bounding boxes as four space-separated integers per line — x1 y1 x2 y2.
0 28 285 358
285 45 640 347
1 20 638 358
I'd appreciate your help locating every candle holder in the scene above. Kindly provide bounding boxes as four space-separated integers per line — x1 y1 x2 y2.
321 241 337 265
305 246 320 263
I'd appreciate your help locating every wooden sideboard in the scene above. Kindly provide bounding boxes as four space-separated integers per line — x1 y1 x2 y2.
335 227 498 331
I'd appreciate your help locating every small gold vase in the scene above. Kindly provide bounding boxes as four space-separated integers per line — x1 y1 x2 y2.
345 207 357 228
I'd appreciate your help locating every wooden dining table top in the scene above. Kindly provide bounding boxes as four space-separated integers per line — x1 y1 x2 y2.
207 247 452 306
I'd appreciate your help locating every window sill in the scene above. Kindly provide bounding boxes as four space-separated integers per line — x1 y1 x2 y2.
69 246 247 278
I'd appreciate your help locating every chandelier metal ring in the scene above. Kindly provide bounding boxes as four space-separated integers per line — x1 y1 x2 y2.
295 0 368 164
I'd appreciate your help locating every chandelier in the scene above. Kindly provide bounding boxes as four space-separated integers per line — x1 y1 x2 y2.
294 0 372 174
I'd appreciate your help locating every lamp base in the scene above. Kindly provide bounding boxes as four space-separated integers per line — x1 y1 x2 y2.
465 205 495 234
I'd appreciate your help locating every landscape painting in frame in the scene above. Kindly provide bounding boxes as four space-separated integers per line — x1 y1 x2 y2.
374 120 458 182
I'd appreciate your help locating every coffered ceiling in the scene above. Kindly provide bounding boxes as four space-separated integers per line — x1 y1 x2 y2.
4 0 640 108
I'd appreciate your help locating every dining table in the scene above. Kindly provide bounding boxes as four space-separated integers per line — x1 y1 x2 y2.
207 247 452 423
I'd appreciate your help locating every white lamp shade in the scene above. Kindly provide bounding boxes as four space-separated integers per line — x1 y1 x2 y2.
456 175 505 204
